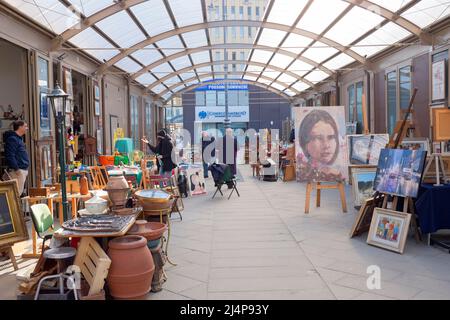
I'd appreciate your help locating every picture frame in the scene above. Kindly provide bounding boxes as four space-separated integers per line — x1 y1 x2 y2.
351 167 377 207
367 208 411 254
36 138 55 186
431 60 446 102
94 83 100 100
347 134 389 165
433 108 450 141
400 138 430 153
95 100 101 116
186 166 207 196
0 180 29 247
63 68 73 99
349 193 385 238
374 148 427 198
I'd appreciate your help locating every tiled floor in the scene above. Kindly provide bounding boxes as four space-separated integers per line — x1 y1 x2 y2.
2 165 450 300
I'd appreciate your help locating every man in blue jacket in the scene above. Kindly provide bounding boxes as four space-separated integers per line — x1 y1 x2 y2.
3 121 29 195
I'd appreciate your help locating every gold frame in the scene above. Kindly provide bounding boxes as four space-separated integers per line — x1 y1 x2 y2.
351 167 377 207
433 108 450 142
0 181 29 247
367 208 411 254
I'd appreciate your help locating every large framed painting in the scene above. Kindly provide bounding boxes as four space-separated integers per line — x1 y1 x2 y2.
294 107 348 183
433 108 450 141
351 167 377 207
373 148 427 198
367 208 411 254
186 166 206 196
0 181 28 247
347 134 389 165
431 60 446 102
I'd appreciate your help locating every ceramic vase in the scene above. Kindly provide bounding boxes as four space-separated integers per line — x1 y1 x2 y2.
107 235 155 299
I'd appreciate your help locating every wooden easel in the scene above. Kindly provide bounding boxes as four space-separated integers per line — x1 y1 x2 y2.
380 194 421 243
0 245 18 271
423 153 449 186
305 181 347 214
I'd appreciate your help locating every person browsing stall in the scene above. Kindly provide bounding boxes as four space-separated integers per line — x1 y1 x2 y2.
142 130 177 177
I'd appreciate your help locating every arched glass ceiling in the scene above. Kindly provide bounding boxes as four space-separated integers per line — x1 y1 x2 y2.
4 0 448 100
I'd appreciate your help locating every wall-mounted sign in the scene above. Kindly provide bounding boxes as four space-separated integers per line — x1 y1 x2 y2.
195 106 249 123
195 83 248 91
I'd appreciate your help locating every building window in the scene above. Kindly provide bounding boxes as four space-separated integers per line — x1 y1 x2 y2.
347 81 364 134
228 91 239 105
239 6 244 19
145 102 152 140
240 26 245 39
256 6 260 19
232 52 237 61
231 27 237 40
248 26 252 38
217 91 225 106
247 6 252 19
215 27 220 39
231 6 235 19
206 91 216 106
238 90 249 106
223 5 227 19
386 64 412 134
196 91 205 106
130 96 139 149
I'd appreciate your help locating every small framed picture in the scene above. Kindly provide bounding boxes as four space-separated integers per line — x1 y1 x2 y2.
351 167 377 207
367 208 411 254
95 100 101 116
94 83 100 100
431 60 446 102
400 138 430 152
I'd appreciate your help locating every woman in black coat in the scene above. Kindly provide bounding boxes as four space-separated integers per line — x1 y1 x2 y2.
142 130 177 176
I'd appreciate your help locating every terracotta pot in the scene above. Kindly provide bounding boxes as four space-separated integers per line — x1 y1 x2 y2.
106 175 129 189
106 188 130 208
127 220 167 241
135 189 173 214
107 235 155 299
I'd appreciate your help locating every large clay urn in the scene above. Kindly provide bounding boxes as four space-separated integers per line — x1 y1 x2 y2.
105 175 130 208
127 220 168 241
107 235 155 299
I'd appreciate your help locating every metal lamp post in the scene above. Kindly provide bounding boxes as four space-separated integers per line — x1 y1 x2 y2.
47 83 69 222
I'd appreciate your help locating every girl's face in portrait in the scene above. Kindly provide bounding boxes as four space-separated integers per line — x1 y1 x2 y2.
306 120 337 164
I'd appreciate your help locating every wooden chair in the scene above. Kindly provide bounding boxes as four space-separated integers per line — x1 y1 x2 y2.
90 166 108 190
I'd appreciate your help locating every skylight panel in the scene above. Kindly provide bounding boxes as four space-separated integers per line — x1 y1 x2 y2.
324 6 384 46
262 70 281 80
251 50 275 64
304 69 329 83
297 0 350 35
170 56 193 71
190 52 211 65
136 73 157 86
258 29 287 47
131 46 163 66
271 82 288 92
69 28 120 61
114 57 142 73
156 36 185 56
401 0 450 28
282 33 313 55
195 66 212 75
351 22 410 57
267 0 309 26
277 73 298 85
68 0 113 17
287 60 314 77
168 0 203 27
151 63 174 77
153 84 168 94
302 42 339 64
130 0 173 37
270 53 294 69
369 0 411 13
291 82 311 92
322 53 355 71
96 11 146 48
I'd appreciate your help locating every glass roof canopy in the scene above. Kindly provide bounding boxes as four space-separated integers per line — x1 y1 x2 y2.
5 0 449 101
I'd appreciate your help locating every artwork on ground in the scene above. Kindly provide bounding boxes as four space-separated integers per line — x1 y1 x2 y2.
374 148 427 198
186 166 207 196
351 168 377 207
367 208 411 254
294 107 348 183
347 134 389 165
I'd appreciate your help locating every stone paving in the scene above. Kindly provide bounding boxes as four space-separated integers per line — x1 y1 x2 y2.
1 165 450 300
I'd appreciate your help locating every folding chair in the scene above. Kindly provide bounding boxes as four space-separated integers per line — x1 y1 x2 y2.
210 164 240 200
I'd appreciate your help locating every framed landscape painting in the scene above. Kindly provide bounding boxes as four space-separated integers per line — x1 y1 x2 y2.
351 167 377 207
367 208 411 254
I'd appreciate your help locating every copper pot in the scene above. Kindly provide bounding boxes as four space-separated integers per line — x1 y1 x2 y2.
107 235 154 299
134 189 173 215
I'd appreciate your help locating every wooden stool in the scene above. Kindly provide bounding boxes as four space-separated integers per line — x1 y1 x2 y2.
0 246 18 271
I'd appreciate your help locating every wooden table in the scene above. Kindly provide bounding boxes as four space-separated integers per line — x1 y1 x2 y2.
22 191 94 259
54 209 142 252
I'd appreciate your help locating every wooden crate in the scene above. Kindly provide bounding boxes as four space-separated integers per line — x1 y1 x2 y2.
74 237 111 297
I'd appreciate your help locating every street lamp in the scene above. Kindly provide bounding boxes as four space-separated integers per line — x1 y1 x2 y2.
47 82 69 222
